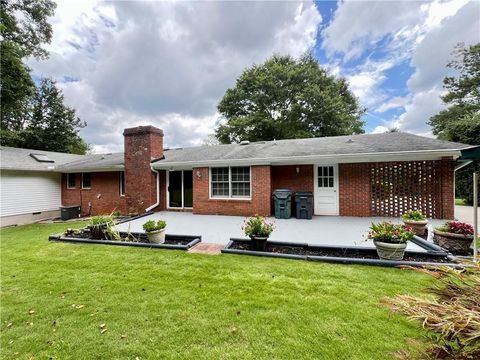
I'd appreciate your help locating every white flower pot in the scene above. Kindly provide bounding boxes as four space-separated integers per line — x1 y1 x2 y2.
146 228 166 244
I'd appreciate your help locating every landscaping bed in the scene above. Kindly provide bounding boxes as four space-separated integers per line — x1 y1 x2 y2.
49 229 201 250
223 237 458 267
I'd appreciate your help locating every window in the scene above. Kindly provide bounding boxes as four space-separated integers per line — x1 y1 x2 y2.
67 173 76 189
119 171 125 196
81 173 91 189
317 166 334 188
211 167 250 198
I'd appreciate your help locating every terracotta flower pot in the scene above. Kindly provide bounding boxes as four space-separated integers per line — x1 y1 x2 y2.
373 240 407 260
402 219 428 236
146 228 166 244
433 230 473 255
250 235 268 251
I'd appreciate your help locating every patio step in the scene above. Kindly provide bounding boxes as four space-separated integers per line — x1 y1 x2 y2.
188 243 224 255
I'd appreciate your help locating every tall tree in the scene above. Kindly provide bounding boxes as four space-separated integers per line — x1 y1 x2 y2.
428 43 480 204
0 0 56 146
23 78 88 154
215 54 365 144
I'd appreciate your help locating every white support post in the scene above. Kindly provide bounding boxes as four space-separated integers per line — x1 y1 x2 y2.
474 171 478 262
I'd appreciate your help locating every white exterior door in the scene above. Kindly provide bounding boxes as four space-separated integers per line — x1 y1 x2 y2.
314 165 339 215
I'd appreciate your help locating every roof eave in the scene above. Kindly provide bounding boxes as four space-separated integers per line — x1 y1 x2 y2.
152 149 463 169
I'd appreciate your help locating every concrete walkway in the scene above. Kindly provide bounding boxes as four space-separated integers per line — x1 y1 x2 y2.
455 205 479 228
116 211 443 252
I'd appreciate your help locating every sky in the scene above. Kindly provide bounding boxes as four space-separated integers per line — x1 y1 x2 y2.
28 0 480 153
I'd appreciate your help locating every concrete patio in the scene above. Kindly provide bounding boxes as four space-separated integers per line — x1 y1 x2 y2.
115 211 447 252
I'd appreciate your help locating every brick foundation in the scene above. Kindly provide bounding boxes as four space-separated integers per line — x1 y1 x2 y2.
61 172 127 216
192 166 271 216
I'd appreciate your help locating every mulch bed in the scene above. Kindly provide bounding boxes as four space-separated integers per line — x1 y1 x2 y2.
229 241 451 263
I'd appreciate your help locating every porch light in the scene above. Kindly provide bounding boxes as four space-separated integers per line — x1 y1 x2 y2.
296 167 300 174
196 170 202 179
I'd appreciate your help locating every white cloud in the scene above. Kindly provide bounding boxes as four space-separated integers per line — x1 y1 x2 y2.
323 0 477 135
29 1 322 151
376 96 410 113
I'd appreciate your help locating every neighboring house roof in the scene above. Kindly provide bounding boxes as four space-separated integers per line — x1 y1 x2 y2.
0 147 123 173
55 152 124 172
0 146 85 172
153 132 473 168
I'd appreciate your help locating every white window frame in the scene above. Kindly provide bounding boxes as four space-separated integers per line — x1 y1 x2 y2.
81 172 91 189
66 173 76 189
119 171 125 196
209 166 252 200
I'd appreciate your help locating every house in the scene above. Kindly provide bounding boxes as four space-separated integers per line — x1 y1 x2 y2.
0 125 474 226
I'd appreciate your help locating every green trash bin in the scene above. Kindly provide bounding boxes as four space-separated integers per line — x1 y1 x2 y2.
273 189 292 219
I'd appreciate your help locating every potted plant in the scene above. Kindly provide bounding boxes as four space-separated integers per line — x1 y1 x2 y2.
143 220 167 244
401 210 428 236
89 215 115 240
243 215 275 251
367 222 415 260
433 221 474 255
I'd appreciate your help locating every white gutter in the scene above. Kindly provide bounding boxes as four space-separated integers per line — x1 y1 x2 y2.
152 149 464 169
145 165 160 212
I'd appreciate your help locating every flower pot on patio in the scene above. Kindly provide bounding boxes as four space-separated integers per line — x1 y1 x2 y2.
143 219 167 244
367 222 414 261
146 228 166 244
250 235 269 251
373 240 407 260
433 221 474 255
402 219 428 236
401 210 428 236
433 230 473 255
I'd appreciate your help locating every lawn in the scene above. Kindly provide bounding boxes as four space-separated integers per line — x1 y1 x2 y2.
1 222 434 359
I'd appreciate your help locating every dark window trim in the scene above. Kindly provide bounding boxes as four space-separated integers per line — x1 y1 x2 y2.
119 171 126 196
67 173 76 189
81 172 91 189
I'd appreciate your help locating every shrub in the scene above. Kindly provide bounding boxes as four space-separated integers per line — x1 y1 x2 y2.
243 215 274 238
435 221 474 236
367 222 414 244
385 263 480 359
142 220 167 232
89 215 114 227
402 210 427 221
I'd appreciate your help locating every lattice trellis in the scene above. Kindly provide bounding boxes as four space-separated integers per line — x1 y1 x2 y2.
370 161 440 218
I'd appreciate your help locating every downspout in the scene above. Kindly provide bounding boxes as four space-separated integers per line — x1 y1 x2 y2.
145 165 160 212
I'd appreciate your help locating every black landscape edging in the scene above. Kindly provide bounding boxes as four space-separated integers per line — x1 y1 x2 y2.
114 211 154 225
222 238 461 268
49 233 201 250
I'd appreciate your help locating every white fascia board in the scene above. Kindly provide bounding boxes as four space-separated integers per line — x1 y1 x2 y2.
57 165 124 173
151 149 461 169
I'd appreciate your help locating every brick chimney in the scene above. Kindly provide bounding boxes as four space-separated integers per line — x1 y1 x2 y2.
123 125 164 215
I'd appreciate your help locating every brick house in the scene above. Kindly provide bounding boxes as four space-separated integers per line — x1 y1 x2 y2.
1 125 474 225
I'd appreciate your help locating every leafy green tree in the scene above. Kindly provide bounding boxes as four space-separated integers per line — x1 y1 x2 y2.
215 54 365 144
22 78 89 154
0 0 56 146
428 43 480 205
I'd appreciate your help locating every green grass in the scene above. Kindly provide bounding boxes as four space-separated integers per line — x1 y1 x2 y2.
1 222 434 359
455 198 468 206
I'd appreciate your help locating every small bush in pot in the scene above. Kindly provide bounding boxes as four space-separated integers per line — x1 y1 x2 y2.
401 210 428 236
243 215 274 251
143 220 167 244
433 221 474 255
367 222 415 260
89 215 115 240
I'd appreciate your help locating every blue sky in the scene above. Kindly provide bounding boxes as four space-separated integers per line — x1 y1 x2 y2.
28 0 479 153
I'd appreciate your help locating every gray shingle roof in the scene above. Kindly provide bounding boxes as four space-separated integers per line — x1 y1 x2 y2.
155 132 472 166
55 152 124 172
0 147 123 172
0 146 85 171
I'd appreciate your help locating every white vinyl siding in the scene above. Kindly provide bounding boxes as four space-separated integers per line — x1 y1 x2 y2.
0 170 61 217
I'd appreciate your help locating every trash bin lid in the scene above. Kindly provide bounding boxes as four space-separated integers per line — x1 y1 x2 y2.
295 191 313 197
273 189 292 199
60 205 81 209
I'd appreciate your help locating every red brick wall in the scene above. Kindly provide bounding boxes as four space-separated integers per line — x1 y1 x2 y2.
271 165 314 193
339 163 372 217
61 172 127 216
192 166 271 216
123 126 164 214
339 159 455 219
438 157 455 219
